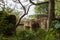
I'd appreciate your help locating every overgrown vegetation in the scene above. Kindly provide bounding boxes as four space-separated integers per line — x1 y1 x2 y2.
0 0 60 40
0 12 60 40
0 10 16 37
0 28 60 40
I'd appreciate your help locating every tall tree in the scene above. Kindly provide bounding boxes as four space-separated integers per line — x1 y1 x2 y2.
48 0 55 28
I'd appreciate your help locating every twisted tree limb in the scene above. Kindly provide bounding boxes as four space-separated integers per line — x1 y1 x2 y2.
29 0 49 5
16 0 32 27
16 0 49 27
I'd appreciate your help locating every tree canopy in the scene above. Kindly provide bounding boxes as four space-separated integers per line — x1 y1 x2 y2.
34 0 60 16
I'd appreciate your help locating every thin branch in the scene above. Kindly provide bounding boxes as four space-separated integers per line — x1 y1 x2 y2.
16 13 26 27
18 0 26 13
16 0 33 27
29 0 49 5
16 0 27 27
16 4 32 26
27 4 33 13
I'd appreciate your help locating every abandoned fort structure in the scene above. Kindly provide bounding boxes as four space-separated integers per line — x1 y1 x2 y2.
17 14 49 31
17 14 60 31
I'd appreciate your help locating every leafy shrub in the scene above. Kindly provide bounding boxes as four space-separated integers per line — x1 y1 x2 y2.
51 20 59 29
0 10 15 36
0 34 17 40
36 29 47 40
16 29 36 40
16 28 59 40
45 29 56 40
0 28 60 40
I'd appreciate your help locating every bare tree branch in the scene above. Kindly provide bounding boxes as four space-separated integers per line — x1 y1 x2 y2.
27 4 32 14
16 0 33 27
29 0 49 5
16 0 26 26
16 13 27 27
18 0 26 13
16 0 28 27
16 0 49 27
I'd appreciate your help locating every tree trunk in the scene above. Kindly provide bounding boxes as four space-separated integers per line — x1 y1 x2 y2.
48 0 55 28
